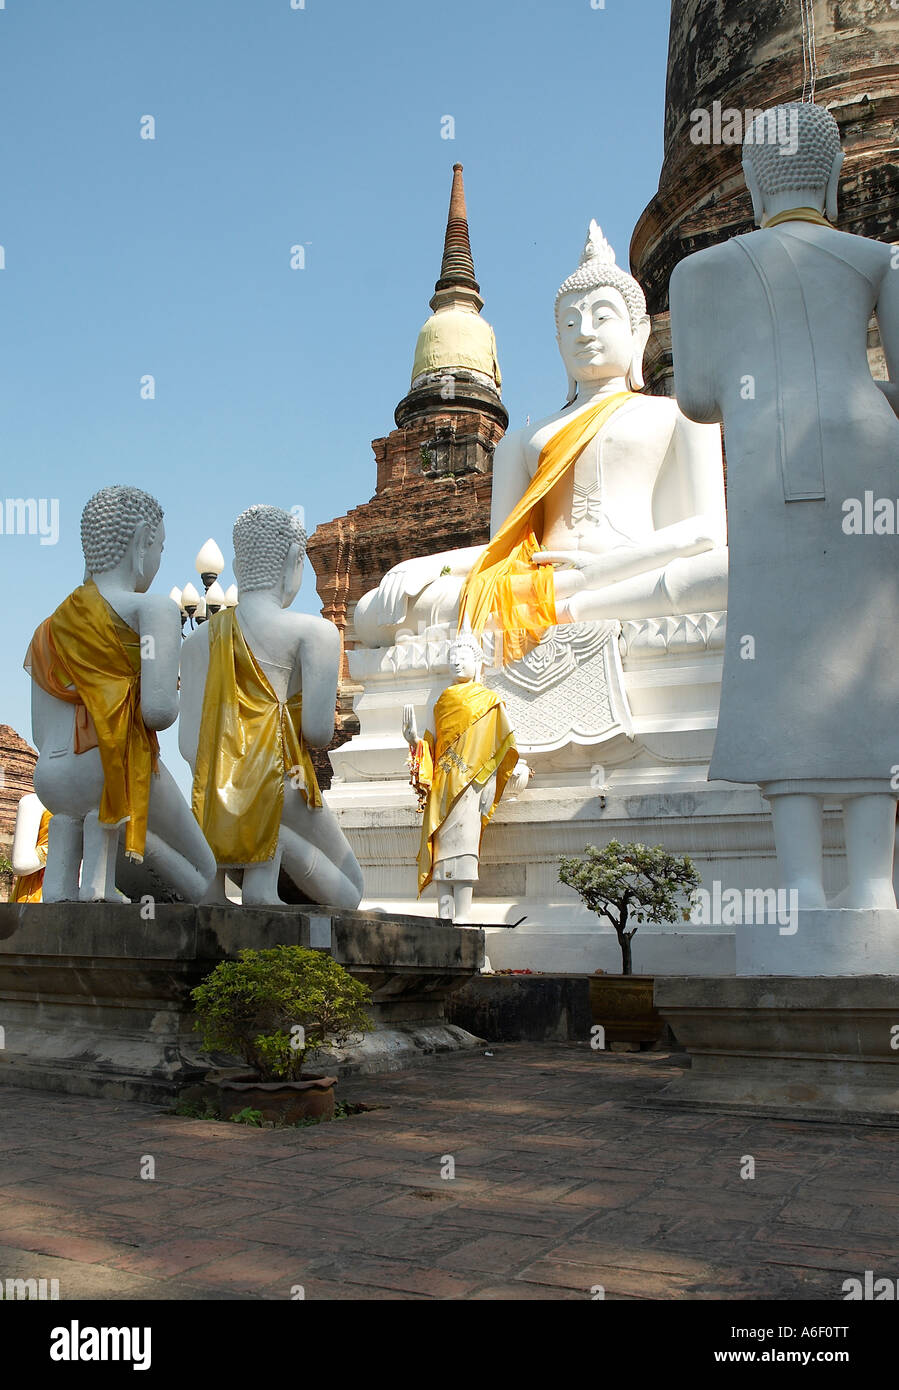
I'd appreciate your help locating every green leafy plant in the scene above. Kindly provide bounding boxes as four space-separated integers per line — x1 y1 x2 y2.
171 1097 220 1120
229 1107 264 1127
559 840 701 975
191 945 373 1082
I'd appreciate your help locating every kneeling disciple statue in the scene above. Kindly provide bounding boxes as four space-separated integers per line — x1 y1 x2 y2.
179 504 364 909
25 485 217 902
403 632 526 923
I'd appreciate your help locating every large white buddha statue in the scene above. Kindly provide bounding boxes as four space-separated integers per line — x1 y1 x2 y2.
179 505 365 910
670 101 899 914
355 222 728 657
26 485 216 903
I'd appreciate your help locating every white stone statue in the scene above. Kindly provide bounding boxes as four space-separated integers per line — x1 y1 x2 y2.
179 504 365 910
670 101 899 912
402 632 526 923
11 792 48 879
9 792 50 903
26 486 216 902
355 221 727 651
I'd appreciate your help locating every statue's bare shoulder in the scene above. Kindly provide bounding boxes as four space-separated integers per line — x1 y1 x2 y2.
671 241 734 297
133 592 182 633
282 610 340 666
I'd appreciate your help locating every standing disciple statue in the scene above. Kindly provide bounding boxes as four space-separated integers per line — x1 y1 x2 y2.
670 101 899 910
25 485 216 902
179 505 364 909
403 632 525 923
355 222 728 660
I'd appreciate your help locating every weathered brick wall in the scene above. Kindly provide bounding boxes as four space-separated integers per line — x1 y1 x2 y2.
631 0 899 392
0 725 37 878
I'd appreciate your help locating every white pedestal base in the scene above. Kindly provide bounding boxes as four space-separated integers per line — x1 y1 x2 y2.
736 908 899 977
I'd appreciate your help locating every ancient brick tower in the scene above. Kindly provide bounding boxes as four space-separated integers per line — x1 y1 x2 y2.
631 0 899 393
306 164 508 783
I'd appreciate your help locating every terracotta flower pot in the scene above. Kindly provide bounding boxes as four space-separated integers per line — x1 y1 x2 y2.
215 1073 338 1124
589 975 663 1046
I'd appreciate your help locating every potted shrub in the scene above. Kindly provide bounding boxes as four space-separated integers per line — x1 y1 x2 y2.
191 945 373 1123
559 840 701 1046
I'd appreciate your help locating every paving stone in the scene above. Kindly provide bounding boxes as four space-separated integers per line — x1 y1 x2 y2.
0 1044 892 1300
437 1231 553 1273
779 1198 854 1229
306 1254 481 1299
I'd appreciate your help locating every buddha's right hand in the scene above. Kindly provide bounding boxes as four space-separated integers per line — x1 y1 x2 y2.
370 546 485 627
402 703 418 747
373 556 445 626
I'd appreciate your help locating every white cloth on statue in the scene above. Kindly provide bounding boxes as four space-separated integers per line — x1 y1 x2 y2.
432 773 497 883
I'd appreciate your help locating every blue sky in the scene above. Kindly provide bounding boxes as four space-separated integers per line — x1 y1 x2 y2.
0 0 671 784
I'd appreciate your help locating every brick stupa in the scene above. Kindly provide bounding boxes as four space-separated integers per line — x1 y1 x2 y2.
630 0 899 394
307 165 508 785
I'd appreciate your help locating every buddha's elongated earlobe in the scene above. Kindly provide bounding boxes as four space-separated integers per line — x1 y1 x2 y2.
743 157 764 227
565 372 578 406
627 317 651 392
825 150 844 223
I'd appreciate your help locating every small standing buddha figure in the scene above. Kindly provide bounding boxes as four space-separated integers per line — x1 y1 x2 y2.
403 632 526 924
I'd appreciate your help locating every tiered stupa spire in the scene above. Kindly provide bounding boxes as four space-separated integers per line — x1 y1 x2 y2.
306 163 509 782
408 163 502 400
432 163 482 307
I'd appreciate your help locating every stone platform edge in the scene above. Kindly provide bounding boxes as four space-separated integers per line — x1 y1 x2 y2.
0 903 485 1102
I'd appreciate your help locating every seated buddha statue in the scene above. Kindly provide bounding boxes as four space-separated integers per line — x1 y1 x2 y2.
354 222 728 660
26 485 216 902
179 504 365 910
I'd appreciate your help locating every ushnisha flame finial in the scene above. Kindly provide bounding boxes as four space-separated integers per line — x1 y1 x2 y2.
555 221 647 333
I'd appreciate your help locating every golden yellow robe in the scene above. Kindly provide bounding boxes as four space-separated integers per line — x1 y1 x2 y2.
25 580 159 861
458 391 635 662
10 809 52 904
414 681 518 894
192 607 322 866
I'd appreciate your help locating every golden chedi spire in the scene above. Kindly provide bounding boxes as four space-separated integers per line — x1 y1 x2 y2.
410 164 502 390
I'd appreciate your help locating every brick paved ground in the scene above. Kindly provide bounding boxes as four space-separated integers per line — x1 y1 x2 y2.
0 1044 896 1300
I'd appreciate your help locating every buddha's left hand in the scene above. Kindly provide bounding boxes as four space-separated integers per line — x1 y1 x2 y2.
534 547 638 589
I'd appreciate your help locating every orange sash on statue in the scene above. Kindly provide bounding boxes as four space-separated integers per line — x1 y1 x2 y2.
458 391 635 663
24 580 159 861
192 608 322 866
10 809 52 904
412 681 518 894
